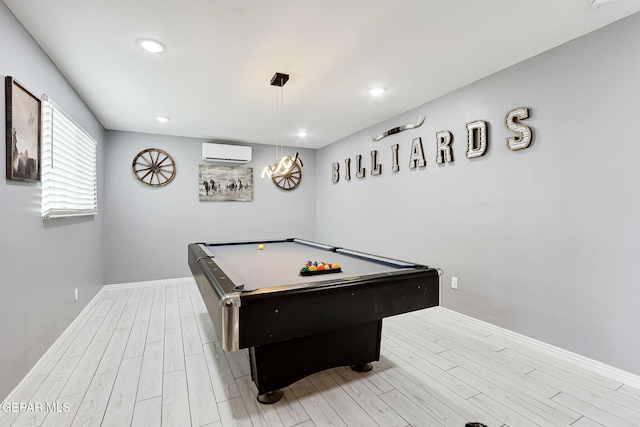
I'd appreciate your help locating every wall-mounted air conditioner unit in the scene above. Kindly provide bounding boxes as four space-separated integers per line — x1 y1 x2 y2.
202 143 252 163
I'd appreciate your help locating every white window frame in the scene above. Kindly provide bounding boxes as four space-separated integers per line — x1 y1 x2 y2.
41 96 98 219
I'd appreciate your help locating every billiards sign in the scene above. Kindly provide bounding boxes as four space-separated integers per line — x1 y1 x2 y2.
331 107 533 183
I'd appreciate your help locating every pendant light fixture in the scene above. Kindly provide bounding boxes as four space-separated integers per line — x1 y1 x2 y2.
261 72 304 191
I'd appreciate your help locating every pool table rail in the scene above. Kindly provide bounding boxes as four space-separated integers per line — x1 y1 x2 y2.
188 240 440 352
188 243 243 351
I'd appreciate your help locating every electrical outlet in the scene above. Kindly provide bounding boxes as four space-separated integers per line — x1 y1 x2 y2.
74 288 79 301
451 277 458 290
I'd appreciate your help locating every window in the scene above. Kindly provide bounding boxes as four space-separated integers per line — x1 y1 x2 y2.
41 97 98 219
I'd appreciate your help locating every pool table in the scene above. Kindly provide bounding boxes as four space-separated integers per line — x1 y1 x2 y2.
188 238 440 403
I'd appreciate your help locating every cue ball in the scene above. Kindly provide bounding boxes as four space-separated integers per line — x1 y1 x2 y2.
258 244 264 250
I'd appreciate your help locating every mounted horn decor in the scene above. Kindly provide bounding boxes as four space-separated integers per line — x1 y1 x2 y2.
369 115 425 141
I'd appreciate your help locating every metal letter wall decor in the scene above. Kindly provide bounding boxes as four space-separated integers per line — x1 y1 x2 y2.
331 162 340 183
408 137 426 169
369 115 425 142
466 120 488 159
391 144 400 172
371 150 382 176
435 130 454 164
505 107 532 150
345 158 352 181
356 155 365 178
331 107 534 184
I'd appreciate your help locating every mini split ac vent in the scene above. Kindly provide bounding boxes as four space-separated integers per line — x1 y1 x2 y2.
202 143 252 163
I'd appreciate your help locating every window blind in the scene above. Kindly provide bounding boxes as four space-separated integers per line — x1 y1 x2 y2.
41 98 98 219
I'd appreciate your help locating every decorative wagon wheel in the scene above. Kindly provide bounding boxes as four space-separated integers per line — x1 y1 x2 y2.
132 148 176 187
271 158 302 191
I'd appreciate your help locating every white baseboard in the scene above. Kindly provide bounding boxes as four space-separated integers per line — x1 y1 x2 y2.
5 279 639 407
1 277 195 406
103 276 195 289
438 307 640 390
1 287 104 407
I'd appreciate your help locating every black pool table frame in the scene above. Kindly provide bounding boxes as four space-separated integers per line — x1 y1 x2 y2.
188 238 440 403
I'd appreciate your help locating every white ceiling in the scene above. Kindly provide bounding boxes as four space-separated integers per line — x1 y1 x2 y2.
4 0 640 148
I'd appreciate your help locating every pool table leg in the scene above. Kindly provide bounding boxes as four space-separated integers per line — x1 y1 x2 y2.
249 320 382 404
257 389 283 404
351 362 373 372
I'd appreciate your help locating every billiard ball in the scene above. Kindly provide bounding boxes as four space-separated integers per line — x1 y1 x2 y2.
258 244 264 250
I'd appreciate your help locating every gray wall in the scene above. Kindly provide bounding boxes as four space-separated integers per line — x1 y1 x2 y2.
2 0 639 403
0 2 105 400
103 131 317 284
316 13 640 375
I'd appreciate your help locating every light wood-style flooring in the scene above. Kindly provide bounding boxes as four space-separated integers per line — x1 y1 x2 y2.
1 279 639 427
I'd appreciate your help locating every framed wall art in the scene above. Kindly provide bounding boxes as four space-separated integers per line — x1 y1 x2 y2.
5 76 41 181
199 165 253 202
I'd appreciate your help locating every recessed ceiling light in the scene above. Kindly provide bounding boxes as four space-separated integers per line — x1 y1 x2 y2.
297 131 308 137
368 87 386 96
137 39 166 53
156 116 170 123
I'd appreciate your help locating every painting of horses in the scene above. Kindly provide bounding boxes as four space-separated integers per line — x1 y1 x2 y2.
5 76 41 181
199 165 253 202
